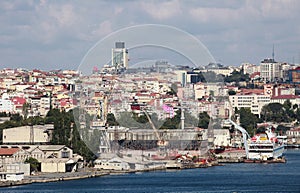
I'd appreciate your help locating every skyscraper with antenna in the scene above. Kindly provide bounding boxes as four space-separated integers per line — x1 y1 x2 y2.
259 44 283 82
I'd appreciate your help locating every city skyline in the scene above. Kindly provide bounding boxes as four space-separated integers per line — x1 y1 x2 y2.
1 0 300 70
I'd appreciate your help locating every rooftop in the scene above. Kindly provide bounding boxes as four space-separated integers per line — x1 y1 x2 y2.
0 148 20 156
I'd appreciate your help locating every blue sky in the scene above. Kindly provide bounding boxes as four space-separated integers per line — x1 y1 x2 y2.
1 0 300 70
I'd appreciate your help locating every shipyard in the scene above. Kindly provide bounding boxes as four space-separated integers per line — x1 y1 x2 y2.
1 5 300 191
1 39 300 188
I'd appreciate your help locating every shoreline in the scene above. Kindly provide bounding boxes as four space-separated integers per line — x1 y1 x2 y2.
0 154 288 188
0 162 217 188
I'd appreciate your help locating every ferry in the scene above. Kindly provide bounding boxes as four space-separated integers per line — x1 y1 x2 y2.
248 128 285 160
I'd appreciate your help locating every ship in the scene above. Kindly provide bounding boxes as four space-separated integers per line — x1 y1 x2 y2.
248 127 285 161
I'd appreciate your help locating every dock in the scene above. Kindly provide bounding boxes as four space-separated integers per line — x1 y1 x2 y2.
0 171 109 187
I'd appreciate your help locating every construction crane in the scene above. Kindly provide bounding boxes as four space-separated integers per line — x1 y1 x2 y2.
226 119 251 159
142 109 168 147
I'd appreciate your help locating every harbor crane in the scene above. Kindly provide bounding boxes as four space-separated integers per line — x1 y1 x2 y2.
226 119 251 159
142 109 168 147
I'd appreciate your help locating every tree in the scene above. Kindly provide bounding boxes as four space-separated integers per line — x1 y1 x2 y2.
184 111 198 128
0 112 8 117
47 109 95 161
276 125 289 135
228 90 236 95
25 157 40 173
238 107 259 135
283 100 292 111
198 112 210 129
293 104 298 110
224 70 250 83
261 103 290 123
160 110 181 129
22 103 30 118
106 113 119 126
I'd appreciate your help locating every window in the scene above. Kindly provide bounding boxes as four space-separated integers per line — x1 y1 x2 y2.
61 151 70 158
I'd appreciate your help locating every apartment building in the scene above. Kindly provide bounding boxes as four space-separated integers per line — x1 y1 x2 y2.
229 94 270 116
260 58 283 82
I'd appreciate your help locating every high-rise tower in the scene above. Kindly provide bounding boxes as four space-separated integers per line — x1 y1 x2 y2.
111 42 128 71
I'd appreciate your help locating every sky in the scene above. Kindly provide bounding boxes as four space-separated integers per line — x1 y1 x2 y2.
1 0 300 70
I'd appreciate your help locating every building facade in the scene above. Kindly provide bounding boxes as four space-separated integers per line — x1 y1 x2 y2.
111 42 128 71
260 58 282 82
229 94 270 116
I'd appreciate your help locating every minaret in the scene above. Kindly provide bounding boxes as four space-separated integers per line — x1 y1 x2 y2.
181 108 185 130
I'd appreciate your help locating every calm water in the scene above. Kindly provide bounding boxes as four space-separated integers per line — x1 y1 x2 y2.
2 149 300 193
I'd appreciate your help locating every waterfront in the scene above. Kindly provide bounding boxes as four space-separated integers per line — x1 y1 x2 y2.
2 149 300 193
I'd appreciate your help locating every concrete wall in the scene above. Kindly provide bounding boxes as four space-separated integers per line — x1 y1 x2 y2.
41 162 65 173
6 163 30 176
3 125 53 144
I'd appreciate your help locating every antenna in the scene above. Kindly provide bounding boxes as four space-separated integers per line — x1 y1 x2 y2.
272 44 275 61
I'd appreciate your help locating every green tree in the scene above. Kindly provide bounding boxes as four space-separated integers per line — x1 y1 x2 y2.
160 110 181 129
24 157 40 173
276 125 289 135
184 111 198 128
261 103 289 122
283 100 292 111
198 112 210 129
224 70 250 83
228 90 236 95
106 113 119 126
293 104 298 110
238 107 258 135
22 103 30 118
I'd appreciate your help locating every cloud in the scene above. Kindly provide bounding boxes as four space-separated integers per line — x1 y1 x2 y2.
91 20 113 39
0 0 300 70
48 4 77 27
140 0 181 20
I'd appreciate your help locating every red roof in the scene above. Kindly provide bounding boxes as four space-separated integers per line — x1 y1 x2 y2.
250 72 260 79
240 88 264 95
290 127 300 131
0 148 20 156
294 66 300 70
11 97 26 105
271 95 299 99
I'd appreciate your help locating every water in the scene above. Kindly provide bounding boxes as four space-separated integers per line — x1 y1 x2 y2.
2 149 300 193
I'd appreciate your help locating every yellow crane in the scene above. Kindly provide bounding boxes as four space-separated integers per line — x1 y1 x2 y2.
142 109 168 147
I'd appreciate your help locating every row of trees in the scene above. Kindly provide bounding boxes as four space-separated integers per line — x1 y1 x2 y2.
261 100 300 123
190 70 250 84
237 100 300 135
0 109 95 161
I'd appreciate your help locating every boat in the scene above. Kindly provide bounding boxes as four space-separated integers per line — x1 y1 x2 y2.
248 127 285 161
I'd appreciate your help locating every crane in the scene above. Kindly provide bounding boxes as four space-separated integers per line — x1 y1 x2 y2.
226 119 251 159
142 109 168 147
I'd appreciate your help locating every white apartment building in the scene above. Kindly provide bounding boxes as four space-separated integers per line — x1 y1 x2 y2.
241 63 260 75
28 95 51 117
229 94 270 116
260 58 283 82
0 98 13 113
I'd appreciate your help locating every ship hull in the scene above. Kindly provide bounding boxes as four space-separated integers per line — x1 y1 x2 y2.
248 143 285 160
